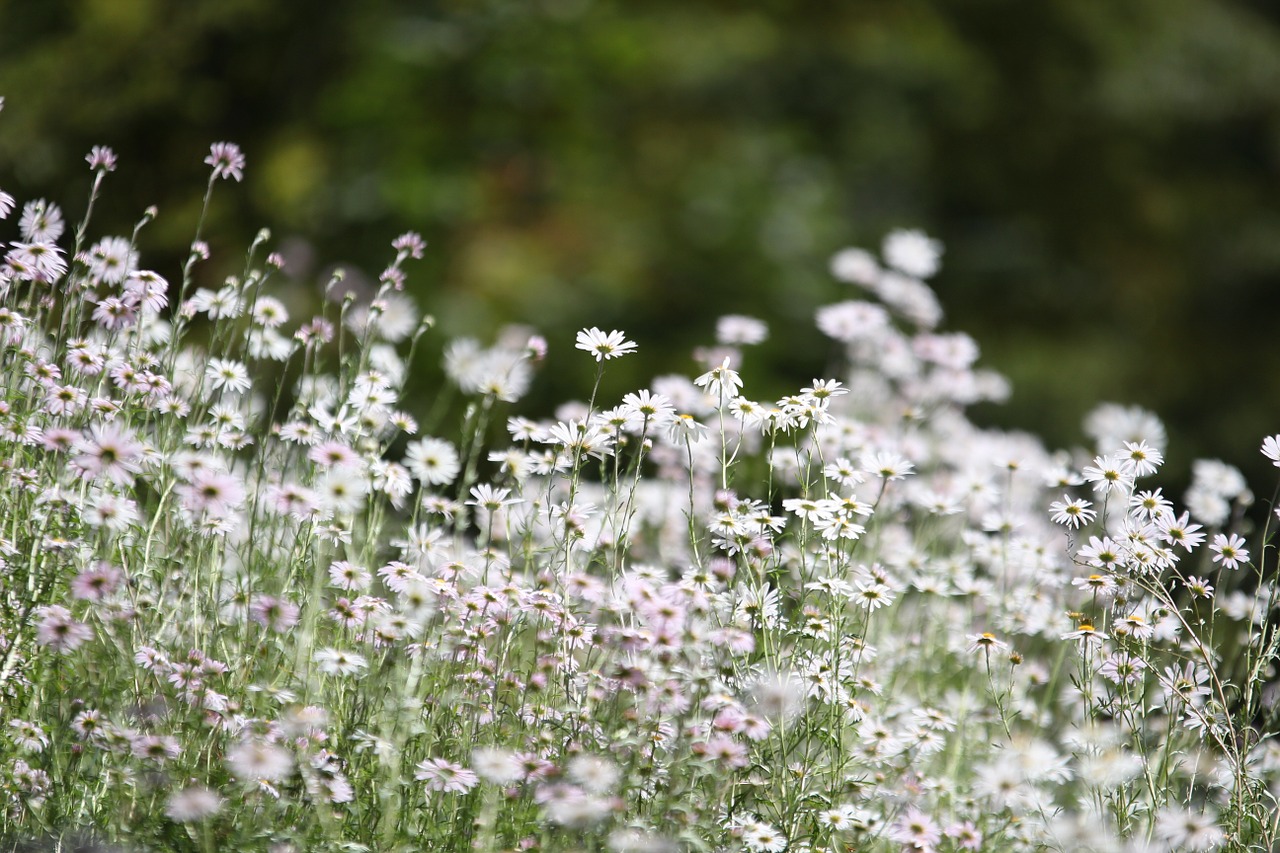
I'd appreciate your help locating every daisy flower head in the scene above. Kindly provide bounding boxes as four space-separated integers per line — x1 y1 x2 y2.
392 230 427 260
1261 434 1280 468
9 720 49 753
693 356 743 401
1208 533 1249 570
1049 494 1096 529
165 785 223 822
328 561 371 591
716 314 768 345
1121 440 1164 477
567 754 620 793
740 820 787 853
205 358 251 394
1081 453 1136 496
205 141 246 182
888 807 942 850
1062 622 1106 643
853 580 894 610
1158 511 1205 552
1098 651 1147 685
966 632 1007 655
816 300 890 343
225 739 293 783
414 758 478 794
314 647 368 677
620 389 676 427
249 595 301 633
71 563 124 601
73 423 146 486
1084 402 1167 456
823 457 865 488
1071 573 1118 600
176 469 246 517
404 437 460 486
86 145 117 173
862 450 915 481
467 483 521 512
829 246 880 285
882 228 943 279
471 747 523 785
1154 806 1224 851
946 820 984 850
20 199 65 243
1128 488 1172 522
575 327 637 361
666 412 708 444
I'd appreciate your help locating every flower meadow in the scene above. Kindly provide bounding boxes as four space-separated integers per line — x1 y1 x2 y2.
1 124 1279 853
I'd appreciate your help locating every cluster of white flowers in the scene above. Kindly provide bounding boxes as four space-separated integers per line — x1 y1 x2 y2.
0 135 1276 853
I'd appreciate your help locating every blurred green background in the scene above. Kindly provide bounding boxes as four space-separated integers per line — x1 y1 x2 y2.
3 0 1280 492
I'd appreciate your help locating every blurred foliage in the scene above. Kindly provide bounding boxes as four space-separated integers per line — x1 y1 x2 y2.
3 0 1280 492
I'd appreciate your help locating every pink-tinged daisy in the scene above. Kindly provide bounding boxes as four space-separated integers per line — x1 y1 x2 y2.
1183 575 1215 600
9 720 49 752
392 230 427 259
70 563 123 601
90 295 137 330
87 236 136 284
205 142 246 182
308 440 362 470
414 758 478 794
131 734 181 763
946 820 984 850
34 605 93 653
887 807 942 850
248 595 300 633
73 423 144 486
85 146 117 173
176 469 246 517
19 199 64 242
266 482 319 519
45 384 88 417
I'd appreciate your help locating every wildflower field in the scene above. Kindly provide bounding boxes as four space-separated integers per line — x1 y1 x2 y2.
1 110 1278 852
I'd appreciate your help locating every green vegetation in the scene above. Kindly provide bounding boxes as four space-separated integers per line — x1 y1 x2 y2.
3 0 1279 486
